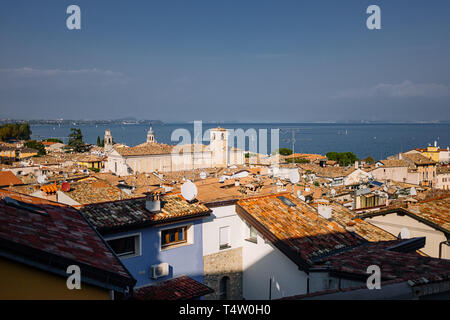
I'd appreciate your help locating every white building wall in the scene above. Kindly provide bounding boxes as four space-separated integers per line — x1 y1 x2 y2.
371 166 409 183
241 226 308 299
366 214 450 259
202 205 245 256
436 173 450 190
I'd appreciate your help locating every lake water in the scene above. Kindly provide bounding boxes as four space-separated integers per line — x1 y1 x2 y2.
30 122 450 161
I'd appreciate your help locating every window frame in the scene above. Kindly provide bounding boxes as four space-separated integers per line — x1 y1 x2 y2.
105 233 141 259
219 226 231 250
159 224 193 251
245 224 258 244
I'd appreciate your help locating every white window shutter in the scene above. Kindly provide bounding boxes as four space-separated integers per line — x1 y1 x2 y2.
219 226 230 246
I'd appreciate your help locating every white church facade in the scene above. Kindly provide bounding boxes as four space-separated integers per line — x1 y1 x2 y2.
104 127 245 176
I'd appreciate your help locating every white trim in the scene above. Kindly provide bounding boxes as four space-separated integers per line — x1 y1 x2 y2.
105 232 142 259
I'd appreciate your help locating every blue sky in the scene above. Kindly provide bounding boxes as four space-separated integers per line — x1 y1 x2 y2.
1 0 450 122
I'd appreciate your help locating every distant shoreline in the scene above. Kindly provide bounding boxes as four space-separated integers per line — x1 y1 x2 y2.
2 119 450 126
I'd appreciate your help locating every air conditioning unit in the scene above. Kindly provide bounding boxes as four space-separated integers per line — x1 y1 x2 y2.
150 263 169 279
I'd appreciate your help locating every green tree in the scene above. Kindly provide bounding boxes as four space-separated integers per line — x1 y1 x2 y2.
44 138 63 143
96 136 105 147
67 128 87 152
0 123 31 141
24 140 46 156
286 158 310 164
326 152 359 166
363 156 375 164
274 148 293 156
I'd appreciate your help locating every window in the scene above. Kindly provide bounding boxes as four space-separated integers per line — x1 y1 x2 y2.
107 234 140 258
219 276 230 300
161 226 188 248
219 226 231 250
245 224 258 243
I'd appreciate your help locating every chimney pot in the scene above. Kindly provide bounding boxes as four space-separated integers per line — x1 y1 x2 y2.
146 191 161 213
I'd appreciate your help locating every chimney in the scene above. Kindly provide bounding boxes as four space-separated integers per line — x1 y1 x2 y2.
146 191 161 213
318 203 332 220
345 221 356 232
354 161 359 169
434 141 437 148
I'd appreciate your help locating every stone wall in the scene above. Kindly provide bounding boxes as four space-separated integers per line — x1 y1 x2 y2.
203 247 243 300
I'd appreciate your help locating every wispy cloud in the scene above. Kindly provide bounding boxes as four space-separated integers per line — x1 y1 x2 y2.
245 53 295 59
336 80 450 99
0 67 129 86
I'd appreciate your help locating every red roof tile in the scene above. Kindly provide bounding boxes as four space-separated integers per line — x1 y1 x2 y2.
0 189 135 291
134 276 213 300
0 171 23 187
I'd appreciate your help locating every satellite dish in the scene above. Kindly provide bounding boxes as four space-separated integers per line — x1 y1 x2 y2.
331 189 336 196
181 180 198 201
383 185 388 192
399 228 410 239
289 170 300 184
299 195 306 201
61 182 71 192
200 171 207 180
37 175 47 184
410 187 417 196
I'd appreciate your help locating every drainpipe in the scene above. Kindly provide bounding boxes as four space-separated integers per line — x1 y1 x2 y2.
269 276 272 300
439 240 450 259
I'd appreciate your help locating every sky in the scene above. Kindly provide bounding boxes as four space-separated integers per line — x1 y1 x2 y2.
0 0 450 122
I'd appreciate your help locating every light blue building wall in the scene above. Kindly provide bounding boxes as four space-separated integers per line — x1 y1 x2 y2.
104 218 204 288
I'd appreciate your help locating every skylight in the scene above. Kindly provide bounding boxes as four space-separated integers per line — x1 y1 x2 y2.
3 196 49 217
277 196 296 207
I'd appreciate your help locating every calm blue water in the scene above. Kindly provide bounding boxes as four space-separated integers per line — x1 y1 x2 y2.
30 123 450 161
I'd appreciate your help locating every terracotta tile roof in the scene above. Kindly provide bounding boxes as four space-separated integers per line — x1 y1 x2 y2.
285 153 326 162
236 193 364 267
406 195 450 233
116 142 174 156
437 165 450 174
0 171 23 187
134 275 213 300
0 190 135 290
299 164 356 178
402 153 437 166
120 173 164 187
315 239 450 282
79 194 211 232
64 180 143 205
92 172 123 185
74 154 104 162
311 201 397 242
378 159 410 167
